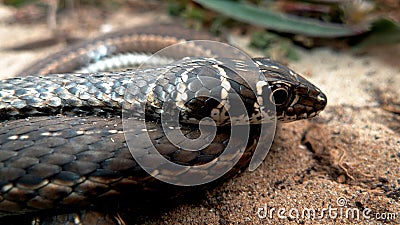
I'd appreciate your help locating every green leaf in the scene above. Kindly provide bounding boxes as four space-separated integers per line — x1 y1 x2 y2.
355 18 400 50
3 0 37 7
194 0 362 37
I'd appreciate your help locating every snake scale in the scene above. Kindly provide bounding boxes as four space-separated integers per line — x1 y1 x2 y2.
0 25 327 223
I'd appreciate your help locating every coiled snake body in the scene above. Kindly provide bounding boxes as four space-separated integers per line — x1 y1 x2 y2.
0 25 327 220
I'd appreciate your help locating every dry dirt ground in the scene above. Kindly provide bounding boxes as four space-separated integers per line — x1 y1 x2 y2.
0 3 399 225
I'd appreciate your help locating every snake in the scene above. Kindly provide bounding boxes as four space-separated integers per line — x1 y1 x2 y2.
0 25 327 222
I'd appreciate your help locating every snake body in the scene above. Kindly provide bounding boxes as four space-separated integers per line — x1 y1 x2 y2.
0 25 327 219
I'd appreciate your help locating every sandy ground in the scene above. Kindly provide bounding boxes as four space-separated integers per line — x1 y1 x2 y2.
0 3 399 225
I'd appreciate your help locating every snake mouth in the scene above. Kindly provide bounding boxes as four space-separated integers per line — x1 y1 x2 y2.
298 90 327 120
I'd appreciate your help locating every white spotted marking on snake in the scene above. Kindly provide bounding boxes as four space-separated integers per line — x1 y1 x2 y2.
19 135 29 140
221 79 231 91
180 70 189 82
181 92 188 101
257 96 264 106
177 83 186 94
213 65 227 77
221 88 228 100
256 81 268 95
7 135 18 140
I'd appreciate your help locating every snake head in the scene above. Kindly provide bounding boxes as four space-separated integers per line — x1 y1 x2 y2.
254 58 327 122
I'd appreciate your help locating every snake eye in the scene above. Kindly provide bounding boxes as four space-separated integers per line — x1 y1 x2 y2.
270 88 288 105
